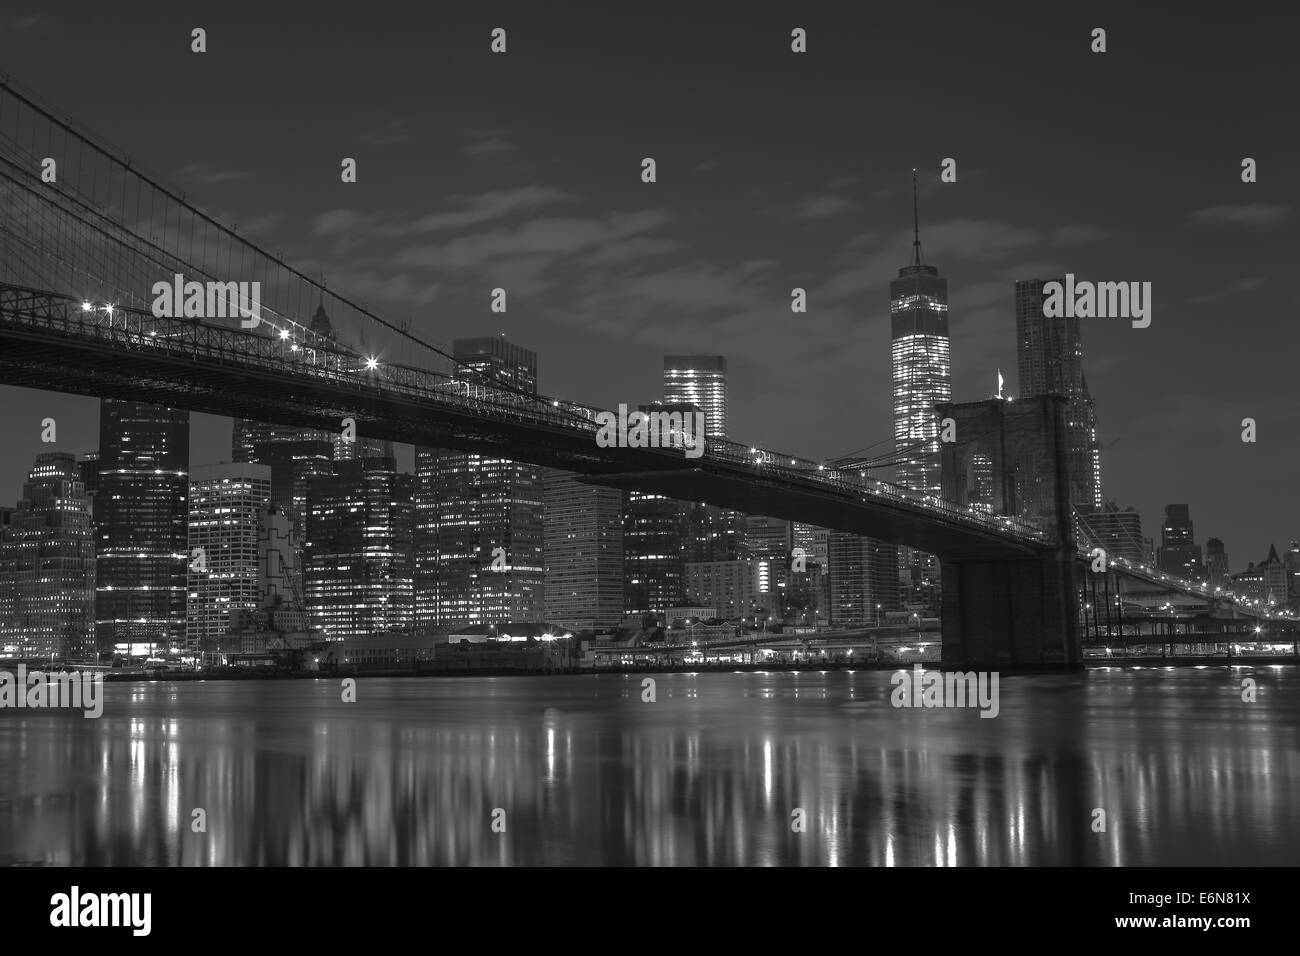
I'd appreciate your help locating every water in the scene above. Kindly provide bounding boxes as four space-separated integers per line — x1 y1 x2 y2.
1 667 1296 866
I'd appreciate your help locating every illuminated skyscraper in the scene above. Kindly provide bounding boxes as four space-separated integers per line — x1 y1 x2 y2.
664 355 726 439
623 488 687 618
0 453 96 659
95 400 190 657
890 173 948 611
1157 504 1203 580
414 335 544 628
891 174 951 498
305 456 414 639
186 463 272 651
1015 278 1104 511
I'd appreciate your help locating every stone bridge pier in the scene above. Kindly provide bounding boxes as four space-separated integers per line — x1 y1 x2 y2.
934 395 1082 670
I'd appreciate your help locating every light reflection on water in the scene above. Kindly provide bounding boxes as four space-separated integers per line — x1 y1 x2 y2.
0 668 1296 866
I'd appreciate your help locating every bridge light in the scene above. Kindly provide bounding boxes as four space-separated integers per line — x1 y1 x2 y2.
279 329 290 340
104 304 114 316
82 301 92 312
290 344 300 352
365 356 379 370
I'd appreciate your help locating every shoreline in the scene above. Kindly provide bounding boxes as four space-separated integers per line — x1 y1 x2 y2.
1 654 1292 683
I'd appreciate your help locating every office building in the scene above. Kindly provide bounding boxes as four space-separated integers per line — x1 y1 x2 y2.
0 453 96 659
664 355 727 439
828 532 900 626
1081 501 1147 565
305 456 414 639
95 400 190 657
543 470 624 633
186 463 272 651
414 335 544 628
1205 537 1229 589
1157 504 1204 580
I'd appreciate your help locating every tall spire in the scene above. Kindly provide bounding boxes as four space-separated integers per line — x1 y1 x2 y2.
911 168 923 266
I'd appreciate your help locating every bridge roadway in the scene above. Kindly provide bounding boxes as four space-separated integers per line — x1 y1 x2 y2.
0 284 1049 561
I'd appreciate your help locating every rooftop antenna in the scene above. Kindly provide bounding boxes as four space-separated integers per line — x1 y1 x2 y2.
912 168 923 267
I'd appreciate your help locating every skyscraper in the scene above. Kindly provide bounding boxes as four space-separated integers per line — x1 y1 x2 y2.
1158 504 1204 580
890 173 948 611
95 400 190 658
305 456 414 639
543 470 624 632
891 174 951 498
414 335 544 628
1080 501 1147 564
0 453 96 659
1205 537 1229 588
828 532 900 626
664 356 726 439
623 488 687 619
1015 278 1103 511
186 463 272 651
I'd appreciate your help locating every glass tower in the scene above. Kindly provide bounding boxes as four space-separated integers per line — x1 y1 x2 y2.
890 176 951 498
0 453 96 660
95 400 190 658
414 335 544 629
664 355 727 440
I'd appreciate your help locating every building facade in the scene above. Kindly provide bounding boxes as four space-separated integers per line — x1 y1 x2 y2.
1157 504 1204 580
414 335 544 628
186 463 273 652
0 453 96 659
305 456 414 639
542 470 624 632
663 355 727 439
95 400 190 657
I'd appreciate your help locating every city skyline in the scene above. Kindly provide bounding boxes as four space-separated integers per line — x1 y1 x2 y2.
1 2 1298 882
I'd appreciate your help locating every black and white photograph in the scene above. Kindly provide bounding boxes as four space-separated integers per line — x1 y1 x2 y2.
0 1 1294 933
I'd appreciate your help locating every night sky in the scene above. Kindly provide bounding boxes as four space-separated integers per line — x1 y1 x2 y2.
0 2 1295 566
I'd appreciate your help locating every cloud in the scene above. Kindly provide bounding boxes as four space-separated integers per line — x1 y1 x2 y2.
792 195 853 220
181 163 249 185
313 208 365 236
1187 276 1266 305
1049 224 1109 245
311 187 574 246
462 135 517 157
0 13 55 31
393 209 674 270
322 268 440 307
403 187 574 234
1187 203 1292 228
360 119 415 146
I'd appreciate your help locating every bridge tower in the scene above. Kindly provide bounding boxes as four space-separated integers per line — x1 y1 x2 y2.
935 395 1082 670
